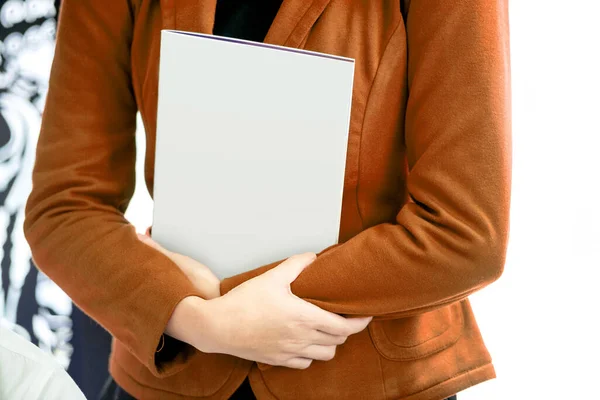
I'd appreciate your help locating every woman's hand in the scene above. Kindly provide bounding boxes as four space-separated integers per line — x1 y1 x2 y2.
140 230 373 369
137 232 221 299
188 253 372 369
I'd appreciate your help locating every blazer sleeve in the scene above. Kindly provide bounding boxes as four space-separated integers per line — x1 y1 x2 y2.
220 0 512 320
23 0 203 377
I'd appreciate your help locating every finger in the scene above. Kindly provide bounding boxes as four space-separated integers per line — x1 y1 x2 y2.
297 302 354 336
330 316 372 337
267 253 317 284
282 357 312 370
309 330 347 346
298 344 337 361
305 304 372 337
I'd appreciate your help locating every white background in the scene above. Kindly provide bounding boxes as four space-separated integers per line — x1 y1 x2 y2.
125 1 600 398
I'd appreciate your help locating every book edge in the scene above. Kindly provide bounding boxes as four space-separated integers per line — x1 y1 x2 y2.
162 29 355 63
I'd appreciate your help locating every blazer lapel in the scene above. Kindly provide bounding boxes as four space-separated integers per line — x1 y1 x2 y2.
160 0 216 33
161 0 331 48
264 0 331 47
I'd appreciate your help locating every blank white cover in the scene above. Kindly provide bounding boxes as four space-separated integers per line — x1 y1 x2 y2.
153 30 355 279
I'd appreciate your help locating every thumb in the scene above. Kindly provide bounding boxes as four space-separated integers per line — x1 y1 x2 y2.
268 253 317 284
137 233 172 258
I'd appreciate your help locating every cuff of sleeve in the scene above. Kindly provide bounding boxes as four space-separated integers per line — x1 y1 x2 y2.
149 290 203 378
25 221 207 379
126 253 206 378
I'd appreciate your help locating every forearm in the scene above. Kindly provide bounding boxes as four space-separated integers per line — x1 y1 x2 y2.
222 216 507 321
25 210 204 375
23 0 207 376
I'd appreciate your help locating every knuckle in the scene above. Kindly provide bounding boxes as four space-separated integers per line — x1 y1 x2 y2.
282 340 298 352
280 336 305 352
339 325 352 337
295 309 313 325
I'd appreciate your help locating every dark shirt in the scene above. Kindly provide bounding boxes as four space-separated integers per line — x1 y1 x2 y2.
213 0 284 42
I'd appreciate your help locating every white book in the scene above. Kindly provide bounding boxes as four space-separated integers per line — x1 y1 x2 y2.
152 30 355 280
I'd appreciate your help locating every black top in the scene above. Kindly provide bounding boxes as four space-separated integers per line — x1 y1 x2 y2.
213 0 284 42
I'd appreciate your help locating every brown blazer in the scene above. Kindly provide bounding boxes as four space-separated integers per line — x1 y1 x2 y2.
24 0 512 399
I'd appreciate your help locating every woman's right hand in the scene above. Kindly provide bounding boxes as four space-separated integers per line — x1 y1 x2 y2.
172 253 372 370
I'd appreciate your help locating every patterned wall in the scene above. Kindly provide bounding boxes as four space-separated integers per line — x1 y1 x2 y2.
0 1 112 397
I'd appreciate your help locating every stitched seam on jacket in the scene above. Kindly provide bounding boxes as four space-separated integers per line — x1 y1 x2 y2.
371 326 462 362
355 18 406 227
377 303 464 349
368 304 465 361
375 348 389 399
377 331 460 361
380 321 449 349
255 367 280 399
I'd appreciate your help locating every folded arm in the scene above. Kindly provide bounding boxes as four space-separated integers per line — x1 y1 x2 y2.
23 0 202 377
221 0 512 320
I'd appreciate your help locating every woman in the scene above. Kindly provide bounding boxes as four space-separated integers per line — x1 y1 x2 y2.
24 0 511 399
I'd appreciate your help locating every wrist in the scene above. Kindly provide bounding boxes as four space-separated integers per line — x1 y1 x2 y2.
165 296 204 345
165 295 220 353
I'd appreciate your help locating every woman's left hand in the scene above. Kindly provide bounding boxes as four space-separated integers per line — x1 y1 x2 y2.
137 229 221 299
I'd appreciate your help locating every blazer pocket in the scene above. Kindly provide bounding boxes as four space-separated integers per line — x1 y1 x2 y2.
368 302 464 361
